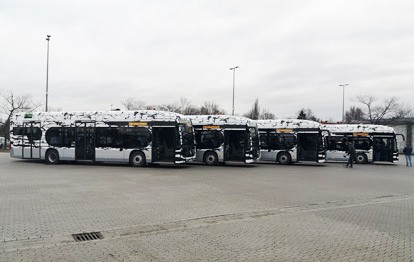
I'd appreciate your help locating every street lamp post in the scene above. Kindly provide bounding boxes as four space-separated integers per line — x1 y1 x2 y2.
229 66 239 116
45 35 51 112
339 84 349 122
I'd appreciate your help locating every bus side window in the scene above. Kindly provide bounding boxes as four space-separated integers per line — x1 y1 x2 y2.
13 127 25 136
13 127 42 141
123 127 151 148
259 132 268 149
280 134 296 150
199 130 223 149
46 127 73 147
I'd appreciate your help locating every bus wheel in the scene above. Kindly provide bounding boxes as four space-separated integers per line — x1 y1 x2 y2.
204 151 218 166
45 149 59 165
277 152 291 165
130 151 146 167
355 153 368 164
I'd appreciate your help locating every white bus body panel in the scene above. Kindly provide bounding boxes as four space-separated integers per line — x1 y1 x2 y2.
321 124 395 134
95 148 125 162
256 119 321 129
258 149 298 162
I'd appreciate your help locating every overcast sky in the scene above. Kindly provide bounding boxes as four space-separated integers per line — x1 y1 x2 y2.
1 0 413 120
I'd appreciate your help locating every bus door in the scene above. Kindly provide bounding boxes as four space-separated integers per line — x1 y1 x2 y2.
21 121 42 159
224 129 246 162
75 122 96 161
297 132 320 162
152 127 176 163
372 136 395 162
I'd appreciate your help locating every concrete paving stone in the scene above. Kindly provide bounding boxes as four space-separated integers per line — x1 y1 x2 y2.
0 153 414 261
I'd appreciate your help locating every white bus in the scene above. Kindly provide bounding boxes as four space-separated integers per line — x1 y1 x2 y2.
257 119 326 164
321 124 400 164
10 110 195 166
186 115 260 165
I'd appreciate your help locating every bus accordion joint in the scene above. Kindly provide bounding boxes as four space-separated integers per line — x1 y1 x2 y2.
129 122 148 127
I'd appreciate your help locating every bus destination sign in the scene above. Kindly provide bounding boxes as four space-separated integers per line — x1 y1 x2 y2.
353 132 369 137
203 125 220 129
276 128 293 133
129 122 148 127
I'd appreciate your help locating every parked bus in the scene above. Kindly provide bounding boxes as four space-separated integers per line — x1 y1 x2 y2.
10 110 195 166
186 115 260 165
321 124 399 163
257 119 326 164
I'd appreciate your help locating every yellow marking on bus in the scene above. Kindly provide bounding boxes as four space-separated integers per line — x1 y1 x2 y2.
276 128 293 133
129 122 148 127
203 125 220 129
353 132 369 137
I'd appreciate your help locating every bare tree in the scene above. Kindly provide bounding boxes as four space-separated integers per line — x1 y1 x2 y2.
177 97 201 115
356 95 412 124
344 106 365 123
0 89 40 147
121 98 146 110
297 108 319 121
244 99 260 120
200 101 226 115
157 102 180 113
259 108 275 120
395 103 414 119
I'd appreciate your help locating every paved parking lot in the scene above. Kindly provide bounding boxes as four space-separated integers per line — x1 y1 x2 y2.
0 152 413 261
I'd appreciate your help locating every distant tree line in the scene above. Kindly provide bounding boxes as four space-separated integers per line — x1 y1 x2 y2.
121 97 227 115
121 94 413 124
121 97 277 120
1 89 412 150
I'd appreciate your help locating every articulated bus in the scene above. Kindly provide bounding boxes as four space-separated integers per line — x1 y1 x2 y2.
186 115 260 165
321 124 400 164
10 110 195 166
257 119 326 164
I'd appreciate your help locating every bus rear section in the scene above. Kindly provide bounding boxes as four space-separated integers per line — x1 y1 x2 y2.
257 119 326 165
10 121 42 160
187 115 260 165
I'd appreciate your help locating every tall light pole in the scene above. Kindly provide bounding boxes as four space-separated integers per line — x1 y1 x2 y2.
45 35 51 112
229 66 239 116
339 83 349 122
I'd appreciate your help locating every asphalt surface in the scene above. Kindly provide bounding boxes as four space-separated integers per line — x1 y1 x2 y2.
0 153 413 261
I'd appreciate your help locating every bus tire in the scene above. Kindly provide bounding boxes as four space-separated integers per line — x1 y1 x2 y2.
204 151 218 166
130 151 146 167
355 153 368 164
45 149 59 165
277 152 291 165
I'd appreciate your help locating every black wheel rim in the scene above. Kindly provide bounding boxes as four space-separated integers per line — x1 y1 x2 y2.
133 154 143 165
49 152 57 163
206 154 216 164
